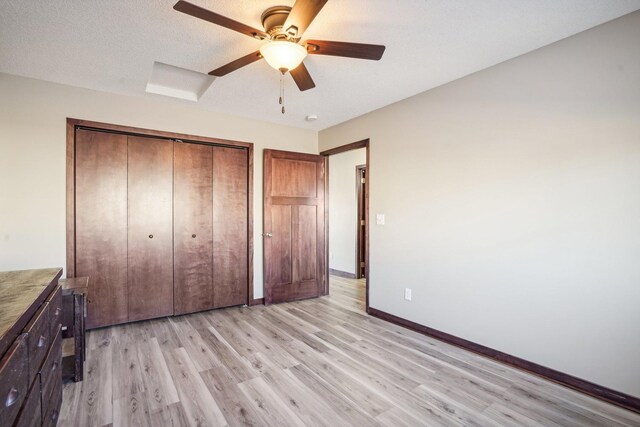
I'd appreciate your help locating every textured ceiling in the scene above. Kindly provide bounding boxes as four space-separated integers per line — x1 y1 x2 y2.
1 0 639 130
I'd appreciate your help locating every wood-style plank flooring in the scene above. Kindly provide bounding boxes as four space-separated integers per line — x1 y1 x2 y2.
60 276 640 426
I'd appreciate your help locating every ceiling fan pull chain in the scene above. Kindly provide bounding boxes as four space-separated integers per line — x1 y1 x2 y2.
280 70 286 114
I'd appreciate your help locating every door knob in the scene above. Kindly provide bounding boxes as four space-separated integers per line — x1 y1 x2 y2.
148 234 153 239
263 232 273 237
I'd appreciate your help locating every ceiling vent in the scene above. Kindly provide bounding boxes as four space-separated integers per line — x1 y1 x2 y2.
145 61 215 102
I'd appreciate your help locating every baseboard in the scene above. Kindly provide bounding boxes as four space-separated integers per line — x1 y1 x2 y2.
367 307 640 414
329 268 357 279
249 298 264 306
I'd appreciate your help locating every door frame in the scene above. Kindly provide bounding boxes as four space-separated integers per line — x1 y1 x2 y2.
320 139 370 311
66 118 255 305
355 164 366 279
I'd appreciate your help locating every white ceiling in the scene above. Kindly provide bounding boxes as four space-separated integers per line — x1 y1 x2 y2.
1 0 639 130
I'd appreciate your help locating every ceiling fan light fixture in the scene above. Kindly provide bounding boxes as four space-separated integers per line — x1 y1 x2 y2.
259 41 307 73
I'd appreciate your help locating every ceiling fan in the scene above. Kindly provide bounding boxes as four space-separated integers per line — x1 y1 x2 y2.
173 0 386 93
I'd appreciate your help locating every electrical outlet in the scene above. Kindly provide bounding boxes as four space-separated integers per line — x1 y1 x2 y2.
404 288 412 301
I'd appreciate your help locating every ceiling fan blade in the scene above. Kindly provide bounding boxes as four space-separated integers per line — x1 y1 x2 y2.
282 0 328 39
306 40 386 60
209 51 262 76
174 1 268 40
290 62 316 91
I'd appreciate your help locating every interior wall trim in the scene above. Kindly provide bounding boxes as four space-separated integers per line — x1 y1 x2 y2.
66 118 255 305
367 307 640 414
320 139 368 156
329 269 357 279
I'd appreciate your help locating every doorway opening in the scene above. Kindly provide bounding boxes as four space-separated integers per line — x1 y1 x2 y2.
321 139 370 312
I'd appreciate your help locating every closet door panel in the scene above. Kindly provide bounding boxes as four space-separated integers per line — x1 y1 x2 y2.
127 136 174 321
75 130 128 329
212 147 248 308
174 142 214 314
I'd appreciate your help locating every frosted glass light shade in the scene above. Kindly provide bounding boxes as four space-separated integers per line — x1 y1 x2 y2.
260 41 307 72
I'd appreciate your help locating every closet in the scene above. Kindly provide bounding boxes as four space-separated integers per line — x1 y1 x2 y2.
71 123 250 329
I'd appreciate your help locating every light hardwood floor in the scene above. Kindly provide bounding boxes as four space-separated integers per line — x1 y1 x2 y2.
60 276 640 426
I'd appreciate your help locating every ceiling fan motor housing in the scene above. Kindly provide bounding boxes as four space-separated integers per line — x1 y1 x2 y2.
261 6 296 39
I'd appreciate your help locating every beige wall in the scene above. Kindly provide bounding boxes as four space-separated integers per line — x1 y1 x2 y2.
329 148 366 274
319 11 640 396
0 73 317 299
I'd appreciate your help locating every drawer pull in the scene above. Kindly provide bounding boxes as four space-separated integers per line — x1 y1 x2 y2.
5 388 18 407
37 335 47 348
149 234 154 239
51 409 59 422
55 307 62 316
192 234 197 238
52 360 59 371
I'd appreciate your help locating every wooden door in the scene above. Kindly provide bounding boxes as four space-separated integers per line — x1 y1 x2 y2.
174 142 214 315
264 150 326 304
75 130 128 328
127 136 174 321
212 147 249 308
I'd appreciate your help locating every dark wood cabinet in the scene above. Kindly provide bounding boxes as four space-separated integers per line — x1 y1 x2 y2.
0 269 63 427
59 277 87 383
69 122 251 328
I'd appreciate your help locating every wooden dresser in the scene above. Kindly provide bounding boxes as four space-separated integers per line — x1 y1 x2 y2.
0 268 63 427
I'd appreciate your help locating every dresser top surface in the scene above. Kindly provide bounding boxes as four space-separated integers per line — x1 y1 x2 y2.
0 268 62 352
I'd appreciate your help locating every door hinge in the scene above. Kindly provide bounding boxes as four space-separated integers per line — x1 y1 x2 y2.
361 177 365 184
360 262 365 267
321 163 325 178
360 220 365 226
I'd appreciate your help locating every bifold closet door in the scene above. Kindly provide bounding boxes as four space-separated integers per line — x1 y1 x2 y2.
174 142 214 314
212 146 248 308
75 130 128 329
127 136 174 322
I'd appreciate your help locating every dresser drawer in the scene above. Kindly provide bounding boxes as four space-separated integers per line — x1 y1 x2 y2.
23 302 50 384
0 335 28 426
13 377 41 427
42 373 62 427
40 326 62 406
47 285 63 338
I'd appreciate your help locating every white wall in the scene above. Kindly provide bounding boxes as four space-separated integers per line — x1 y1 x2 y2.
319 11 640 397
0 73 317 299
329 148 366 275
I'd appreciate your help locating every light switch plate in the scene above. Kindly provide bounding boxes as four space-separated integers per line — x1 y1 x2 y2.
404 288 412 301
376 214 385 225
